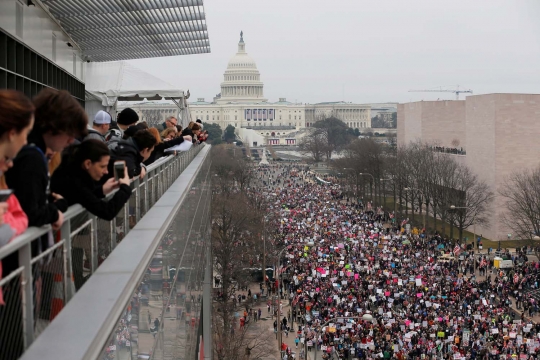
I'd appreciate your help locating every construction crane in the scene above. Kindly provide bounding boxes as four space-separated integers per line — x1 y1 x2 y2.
408 86 473 100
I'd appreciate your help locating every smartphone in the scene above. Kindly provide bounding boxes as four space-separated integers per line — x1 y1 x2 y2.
0 189 13 202
114 161 125 181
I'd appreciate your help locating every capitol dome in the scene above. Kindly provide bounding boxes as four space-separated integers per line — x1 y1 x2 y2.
217 32 267 104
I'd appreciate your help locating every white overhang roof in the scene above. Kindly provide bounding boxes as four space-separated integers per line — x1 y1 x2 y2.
85 61 184 106
41 0 210 62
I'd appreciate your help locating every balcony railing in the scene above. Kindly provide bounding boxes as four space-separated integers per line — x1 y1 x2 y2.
0 144 208 359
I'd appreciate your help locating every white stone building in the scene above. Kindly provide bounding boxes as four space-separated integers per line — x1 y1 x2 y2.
121 33 373 146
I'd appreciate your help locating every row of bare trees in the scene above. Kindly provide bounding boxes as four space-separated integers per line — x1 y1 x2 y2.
332 139 494 241
210 145 275 360
391 141 493 240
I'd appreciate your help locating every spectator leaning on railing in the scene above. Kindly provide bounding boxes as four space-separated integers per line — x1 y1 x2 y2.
0 90 35 310
161 127 178 141
182 122 202 143
50 139 132 221
158 115 178 132
105 129 157 181
50 140 132 290
0 89 87 360
0 90 34 250
6 88 87 231
106 107 139 142
144 127 190 166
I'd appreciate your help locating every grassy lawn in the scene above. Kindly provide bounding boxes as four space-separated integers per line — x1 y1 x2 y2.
375 196 540 250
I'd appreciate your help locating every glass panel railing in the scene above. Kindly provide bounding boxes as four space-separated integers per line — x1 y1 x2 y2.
97 150 212 360
0 145 204 359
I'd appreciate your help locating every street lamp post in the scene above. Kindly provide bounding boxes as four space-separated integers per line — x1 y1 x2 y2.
275 242 314 356
404 188 426 235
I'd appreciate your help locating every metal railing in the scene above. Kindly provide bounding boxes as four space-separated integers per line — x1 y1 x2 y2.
0 144 203 359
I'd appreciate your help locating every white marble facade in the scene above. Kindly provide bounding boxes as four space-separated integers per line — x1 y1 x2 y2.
120 33 374 144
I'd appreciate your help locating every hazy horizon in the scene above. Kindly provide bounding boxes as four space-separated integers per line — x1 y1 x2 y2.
127 0 540 104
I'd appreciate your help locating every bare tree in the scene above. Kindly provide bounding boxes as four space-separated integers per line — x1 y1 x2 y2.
212 193 274 360
298 129 329 162
448 164 494 241
211 145 254 195
332 138 386 203
499 168 540 240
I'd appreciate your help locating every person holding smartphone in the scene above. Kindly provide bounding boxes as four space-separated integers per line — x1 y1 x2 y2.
51 140 131 289
51 139 131 220
105 129 157 181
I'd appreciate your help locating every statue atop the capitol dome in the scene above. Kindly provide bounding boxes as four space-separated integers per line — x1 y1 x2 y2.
240 30 243 42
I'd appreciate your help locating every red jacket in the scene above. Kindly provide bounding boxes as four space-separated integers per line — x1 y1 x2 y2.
0 194 29 305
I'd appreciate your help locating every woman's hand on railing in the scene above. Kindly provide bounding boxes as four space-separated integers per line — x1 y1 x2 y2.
140 167 147 180
52 210 64 231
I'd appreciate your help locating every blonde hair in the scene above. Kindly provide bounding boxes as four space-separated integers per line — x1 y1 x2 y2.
161 128 177 139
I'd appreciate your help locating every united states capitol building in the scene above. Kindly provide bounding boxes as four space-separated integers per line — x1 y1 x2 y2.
126 33 396 146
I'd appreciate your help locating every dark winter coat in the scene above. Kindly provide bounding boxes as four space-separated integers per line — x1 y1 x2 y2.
51 163 132 221
107 137 144 179
143 136 185 166
5 131 67 227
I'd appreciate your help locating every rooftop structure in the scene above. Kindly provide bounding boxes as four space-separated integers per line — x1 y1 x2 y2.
42 0 211 62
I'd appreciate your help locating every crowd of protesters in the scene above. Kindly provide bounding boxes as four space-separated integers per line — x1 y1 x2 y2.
0 88 207 359
250 164 540 359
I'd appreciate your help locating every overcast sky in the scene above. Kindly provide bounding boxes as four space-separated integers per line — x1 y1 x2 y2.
127 0 540 104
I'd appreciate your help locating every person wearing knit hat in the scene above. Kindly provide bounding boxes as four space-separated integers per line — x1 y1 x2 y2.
106 107 139 143
117 108 139 129
84 110 111 142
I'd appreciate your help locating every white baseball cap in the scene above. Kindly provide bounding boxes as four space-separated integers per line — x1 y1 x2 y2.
94 110 111 125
